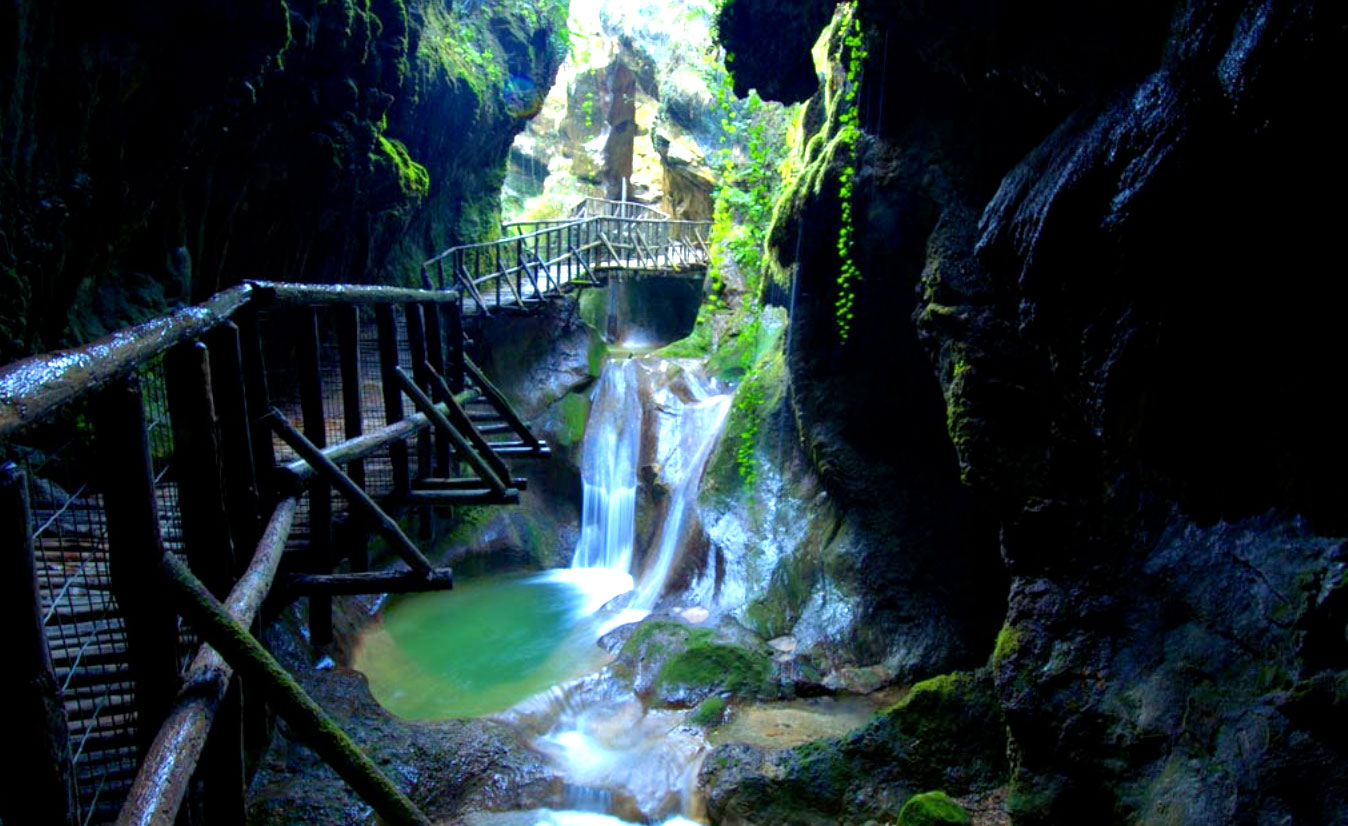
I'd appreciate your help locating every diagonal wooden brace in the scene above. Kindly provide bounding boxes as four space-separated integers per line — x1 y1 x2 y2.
422 360 513 484
268 409 433 577
462 355 544 450
392 368 511 498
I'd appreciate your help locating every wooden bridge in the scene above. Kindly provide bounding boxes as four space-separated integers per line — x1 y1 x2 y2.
0 195 714 826
422 197 711 315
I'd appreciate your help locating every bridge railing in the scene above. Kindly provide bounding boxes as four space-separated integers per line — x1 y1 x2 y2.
425 210 712 316
0 281 543 826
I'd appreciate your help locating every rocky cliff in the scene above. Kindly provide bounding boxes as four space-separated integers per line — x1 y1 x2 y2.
0 0 567 360
712 0 1348 822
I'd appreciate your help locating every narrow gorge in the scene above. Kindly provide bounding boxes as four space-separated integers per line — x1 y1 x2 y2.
2 1 1346 826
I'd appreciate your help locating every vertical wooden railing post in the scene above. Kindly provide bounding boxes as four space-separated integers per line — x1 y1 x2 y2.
0 463 78 826
206 322 262 560
297 307 333 647
237 309 275 505
375 304 410 498
446 297 465 394
404 304 433 538
164 340 247 826
336 304 369 573
422 303 451 477
96 377 181 755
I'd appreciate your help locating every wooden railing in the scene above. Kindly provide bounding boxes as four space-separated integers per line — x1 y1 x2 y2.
0 281 548 826
422 200 712 316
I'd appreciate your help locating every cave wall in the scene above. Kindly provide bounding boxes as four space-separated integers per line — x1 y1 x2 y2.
718 0 1348 822
0 0 567 360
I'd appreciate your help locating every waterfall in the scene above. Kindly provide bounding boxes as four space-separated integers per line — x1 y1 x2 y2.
571 359 642 572
569 358 731 614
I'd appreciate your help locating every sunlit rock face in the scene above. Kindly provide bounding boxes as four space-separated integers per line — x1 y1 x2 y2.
0 0 567 358
501 0 719 222
719 0 1348 822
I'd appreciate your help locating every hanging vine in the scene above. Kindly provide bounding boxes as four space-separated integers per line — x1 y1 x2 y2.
835 13 867 344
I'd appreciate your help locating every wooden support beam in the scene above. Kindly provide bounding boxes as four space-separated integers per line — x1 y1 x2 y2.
284 567 453 596
415 476 528 491
462 354 543 450
115 497 297 826
236 308 276 506
336 305 368 573
424 361 513 485
96 377 181 755
0 463 77 826
392 368 510 498
486 440 553 457
456 262 490 316
269 409 434 577
245 282 461 306
406 489 520 506
206 322 263 562
375 304 410 498
298 307 333 647
405 304 433 487
445 299 465 394
159 555 432 826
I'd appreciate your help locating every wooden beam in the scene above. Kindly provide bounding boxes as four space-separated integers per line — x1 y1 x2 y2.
375 304 410 498
159 554 432 826
115 497 298 826
269 409 434 577
96 377 181 755
462 354 542 449
0 285 253 440
424 361 513 485
336 305 368 572
393 368 510 498
406 489 520 506
284 568 453 596
0 463 77 826
415 476 528 491
245 282 461 306
298 307 333 647
206 322 263 563
485 440 553 457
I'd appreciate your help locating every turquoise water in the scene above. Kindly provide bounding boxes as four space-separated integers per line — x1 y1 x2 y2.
353 568 636 720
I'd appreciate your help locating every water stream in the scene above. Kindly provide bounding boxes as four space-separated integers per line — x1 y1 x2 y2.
354 357 734 824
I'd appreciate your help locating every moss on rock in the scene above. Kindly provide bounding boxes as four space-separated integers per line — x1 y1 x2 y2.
897 791 972 826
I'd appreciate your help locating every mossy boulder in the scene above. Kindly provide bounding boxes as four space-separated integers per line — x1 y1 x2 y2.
897 792 972 826
700 670 1006 825
613 619 776 707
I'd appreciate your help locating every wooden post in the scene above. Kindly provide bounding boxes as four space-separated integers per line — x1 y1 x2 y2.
422 303 451 477
164 340 247 825
96 377 181 754
297 308 333 647
269 409 434 577
206 322 262 562
236 308 276 504
375 304 410 498
160 554 432 826
404 303 432 484
446 298 465 394
392 369 510 498
336 305 369 572
0 463 78 826
424 362 512 484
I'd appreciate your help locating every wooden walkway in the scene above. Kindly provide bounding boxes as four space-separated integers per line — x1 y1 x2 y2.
423 198 712 316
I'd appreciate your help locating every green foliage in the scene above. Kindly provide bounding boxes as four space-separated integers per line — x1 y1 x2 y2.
691 695 728 727
375 133 429 196
897 791 973 826
834 11 867 344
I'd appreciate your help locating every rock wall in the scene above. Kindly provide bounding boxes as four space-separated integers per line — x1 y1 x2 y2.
717 0 1348 822
0 0 567 359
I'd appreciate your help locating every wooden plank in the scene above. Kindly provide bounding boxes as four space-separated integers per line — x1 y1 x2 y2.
485 441 553 457
405 304 433 486
270 409 434 577
96 378 181 756
0 463 77 826
236 308 276 505
160 554 432 826
423 304 451 477
206 322 262 563
114 497 297 826
284 567 453 596
336 305 368 573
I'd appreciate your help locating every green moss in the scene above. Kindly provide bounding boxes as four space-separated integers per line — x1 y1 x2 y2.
691 695 728 726
555 392 591 447
376 133 430 196
655 640 771 702
897 791 972 826
992 623 1021 667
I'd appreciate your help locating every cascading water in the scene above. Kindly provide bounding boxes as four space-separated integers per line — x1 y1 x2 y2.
571 358 641 573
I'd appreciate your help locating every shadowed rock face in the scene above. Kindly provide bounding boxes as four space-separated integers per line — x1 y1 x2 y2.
718 0 1348 822
0 0 567 359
